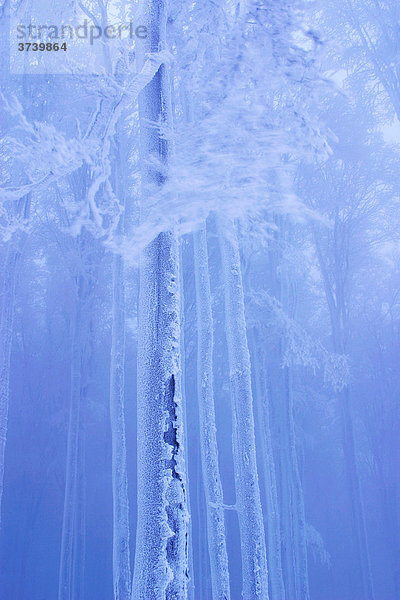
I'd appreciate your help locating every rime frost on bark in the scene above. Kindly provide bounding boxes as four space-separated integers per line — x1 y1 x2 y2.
216 214 269 600
131 0 189 598
132 233 189 600
193 223 231 600
179 241 196 600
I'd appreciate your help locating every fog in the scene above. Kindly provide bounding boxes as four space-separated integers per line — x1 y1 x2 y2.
0 1 399 599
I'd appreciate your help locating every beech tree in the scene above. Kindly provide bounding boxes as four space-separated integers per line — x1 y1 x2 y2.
0 0 399 599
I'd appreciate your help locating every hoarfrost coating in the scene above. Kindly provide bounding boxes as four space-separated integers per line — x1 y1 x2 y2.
0 0 399 599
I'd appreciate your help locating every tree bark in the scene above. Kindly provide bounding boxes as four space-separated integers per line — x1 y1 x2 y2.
216 214 269 600
110 250 131 600
132 1 189 598
249 327 285 600
58 287 84 600
193 223 231 600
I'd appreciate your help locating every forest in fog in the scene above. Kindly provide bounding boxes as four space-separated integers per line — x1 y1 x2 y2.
0 0 399 599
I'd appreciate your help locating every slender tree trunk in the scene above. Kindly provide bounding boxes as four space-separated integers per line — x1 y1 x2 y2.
340 386 375 600
179 241 195 600
249 328 285 600
108 131 131 600
382 479 400 596
285 368 310 600
216 214 269 600
314 230 375 600
193 223 231 600
132 1 189 598
264 220 310 600
0 247 19 524
269 359 310 600
193 442 209 600
59 234 95 600
58 295 84 600
73 421 86 600
0 195 30 525
110 250 131 600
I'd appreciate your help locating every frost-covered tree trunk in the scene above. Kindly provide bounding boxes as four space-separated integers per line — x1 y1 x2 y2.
110 249 131 600
193 223 231 600
216 214 269 600
249 328 285 600
178 241 195 600
133 231 188 600
194 459 209 599
131 0 189 598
